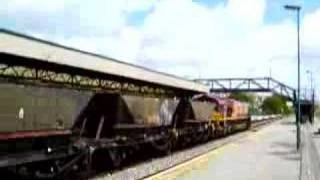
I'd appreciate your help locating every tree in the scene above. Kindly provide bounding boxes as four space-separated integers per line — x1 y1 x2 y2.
261 95 291 115
229 92 254 104
315 104 320 119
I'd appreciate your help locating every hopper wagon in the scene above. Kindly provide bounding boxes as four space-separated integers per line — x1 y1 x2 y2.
0 29 256 179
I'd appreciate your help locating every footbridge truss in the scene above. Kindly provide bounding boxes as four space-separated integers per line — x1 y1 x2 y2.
195 77 315 126
194 77 296 101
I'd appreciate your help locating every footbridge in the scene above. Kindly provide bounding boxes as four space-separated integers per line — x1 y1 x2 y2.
195 77 296 101
195 77 315 150
195 77 314 121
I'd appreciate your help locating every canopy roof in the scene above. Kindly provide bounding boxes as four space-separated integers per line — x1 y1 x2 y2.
0 29 209 93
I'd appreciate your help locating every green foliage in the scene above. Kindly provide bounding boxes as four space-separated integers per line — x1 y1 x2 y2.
229 92 254 103
315 104 320 119
261 95 291 115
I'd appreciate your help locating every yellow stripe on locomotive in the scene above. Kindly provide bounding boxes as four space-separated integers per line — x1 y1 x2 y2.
211 111 224 122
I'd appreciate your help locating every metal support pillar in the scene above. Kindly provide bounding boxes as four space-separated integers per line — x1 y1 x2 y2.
311 91 315 123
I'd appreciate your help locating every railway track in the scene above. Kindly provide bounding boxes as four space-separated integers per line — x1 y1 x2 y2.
93 117 279 180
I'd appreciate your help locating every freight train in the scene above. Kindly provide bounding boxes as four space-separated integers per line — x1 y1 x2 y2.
0 80 251 179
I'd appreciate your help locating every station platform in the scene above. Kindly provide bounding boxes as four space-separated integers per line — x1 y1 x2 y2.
300 119 320 180
150 117 300 180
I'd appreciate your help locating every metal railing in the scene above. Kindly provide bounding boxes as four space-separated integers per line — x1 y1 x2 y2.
195 77 295 100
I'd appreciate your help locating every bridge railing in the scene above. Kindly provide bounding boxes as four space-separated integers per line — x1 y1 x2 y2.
194 77 296 101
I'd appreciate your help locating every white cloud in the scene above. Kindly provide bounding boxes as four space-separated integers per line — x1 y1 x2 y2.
226 0 266 27
0 0 157 36
1 0 320 92
135 0 295 79
124 0 158 12
302 9 320 51
5 0 68 13
131 0 319 90
3 0 157 13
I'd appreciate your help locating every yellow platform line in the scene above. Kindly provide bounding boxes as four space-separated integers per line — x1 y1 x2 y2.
144 127 268 180
144 143 238 180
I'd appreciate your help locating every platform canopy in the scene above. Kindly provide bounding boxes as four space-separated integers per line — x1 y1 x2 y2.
0 29 208 95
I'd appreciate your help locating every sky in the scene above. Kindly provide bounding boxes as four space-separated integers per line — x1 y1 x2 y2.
1 0 320 98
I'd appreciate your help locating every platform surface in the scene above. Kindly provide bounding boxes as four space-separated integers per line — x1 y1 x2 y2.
152 117 300 180
300 119 320 180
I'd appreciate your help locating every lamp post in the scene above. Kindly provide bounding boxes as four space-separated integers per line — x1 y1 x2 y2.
269 59 272 78
306 70 315 123
306 70 313 93
284 4 301 150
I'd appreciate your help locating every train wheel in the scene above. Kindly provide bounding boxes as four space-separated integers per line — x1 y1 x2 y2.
202 130 210 142
108 148 125 168
246 119 251 129
193 131 203 143
227 123 232 134
151 136 173 155
212 124 216 138
90 148 124 171
179 135 190 148
222 125 228 136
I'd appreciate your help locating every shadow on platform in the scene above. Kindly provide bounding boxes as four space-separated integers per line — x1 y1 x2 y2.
280 120 296 126
268 140 300 161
